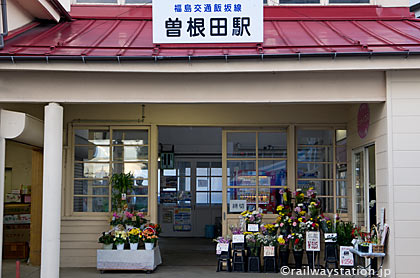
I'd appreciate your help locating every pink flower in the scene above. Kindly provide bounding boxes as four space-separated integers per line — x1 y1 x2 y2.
280 223 284 227
293 222 297 227
136 212 144 218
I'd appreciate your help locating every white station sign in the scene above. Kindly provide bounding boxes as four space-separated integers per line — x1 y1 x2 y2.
152 0 263 44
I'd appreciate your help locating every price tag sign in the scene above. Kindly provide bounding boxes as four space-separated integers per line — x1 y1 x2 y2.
306 231 320 252
247 224 259 232
324 233 337 243
216 243 229 254
232 234 245 243
121 193 127 201
340 246 354 266
263 246 275 257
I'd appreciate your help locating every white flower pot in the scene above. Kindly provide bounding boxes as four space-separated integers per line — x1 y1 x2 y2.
130 243 138 250
116 243 125 250
103 243 113 250
145 242 154 250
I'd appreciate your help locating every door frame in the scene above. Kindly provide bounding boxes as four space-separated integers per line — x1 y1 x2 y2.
352 144 375 231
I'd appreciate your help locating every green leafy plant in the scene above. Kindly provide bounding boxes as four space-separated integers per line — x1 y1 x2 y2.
111 172 134 212
98 232 114 245
336 221 354 246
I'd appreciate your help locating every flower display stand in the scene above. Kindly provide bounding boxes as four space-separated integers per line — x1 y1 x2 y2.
97 246 162 274
232 249 246 272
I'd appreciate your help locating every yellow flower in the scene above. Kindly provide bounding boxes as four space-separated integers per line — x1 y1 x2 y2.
299 211 306 216
277 237 285 244
309 187 314 190
298 218 303 222
277 205 284 211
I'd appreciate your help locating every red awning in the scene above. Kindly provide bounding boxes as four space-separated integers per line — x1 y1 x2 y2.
2 5 420 58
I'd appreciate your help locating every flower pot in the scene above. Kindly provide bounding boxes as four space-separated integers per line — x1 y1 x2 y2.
247 256 260 272
103 243 113 250
306 251 319 269
116 243 125 250
278 249 290 267
293 250 304 269
130 242 139 250
358 245 369 253
145 242 154 250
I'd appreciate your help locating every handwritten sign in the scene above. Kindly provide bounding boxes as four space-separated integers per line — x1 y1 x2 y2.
263 246 275 257
306 231 320 252
340 246 354 266
247 224 259 232
232 234 245 243
216 243 229 254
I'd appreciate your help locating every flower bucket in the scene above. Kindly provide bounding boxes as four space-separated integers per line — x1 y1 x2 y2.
293 250 303 269
145 242 154 250
130 243 139 250
278 249 289 267
103 243 113 250
116 243 125 250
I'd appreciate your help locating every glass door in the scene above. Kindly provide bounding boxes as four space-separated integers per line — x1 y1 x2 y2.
352 145 376 230
353 149 366 228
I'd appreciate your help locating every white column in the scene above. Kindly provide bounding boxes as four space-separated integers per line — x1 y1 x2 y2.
0 137 5 278
40 103 63 278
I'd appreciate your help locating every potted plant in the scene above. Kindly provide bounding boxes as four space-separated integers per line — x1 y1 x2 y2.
128 228 141 250
261 234 278 273
98 232 114 250
245 232 262 272
111 172 134 212
290 232 305 269
277 234 290 267
305 217 320 269
320 215 338 268
114 230 128 250
240 210 263 232
142 227 158 250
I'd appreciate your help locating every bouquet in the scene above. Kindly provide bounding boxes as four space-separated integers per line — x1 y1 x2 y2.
261 234 278 247
98 232 114 245
261 223 278 236
128 228 141 243
290 233 304 251
113 230 128 245
245 232 263 256
240 210 263 224
277 234 290 251
142 228 158 244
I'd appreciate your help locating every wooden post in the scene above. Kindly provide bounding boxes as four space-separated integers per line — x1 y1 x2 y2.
30 149 43 266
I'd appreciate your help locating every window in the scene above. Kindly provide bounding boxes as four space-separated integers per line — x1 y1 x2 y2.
196 161 223 205
226 131 287 214
296 128 348 213
73 127 149 213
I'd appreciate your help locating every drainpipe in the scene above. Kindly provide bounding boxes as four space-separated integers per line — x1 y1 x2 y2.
0 0 8 49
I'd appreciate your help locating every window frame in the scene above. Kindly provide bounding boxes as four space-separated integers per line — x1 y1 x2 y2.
224 129 288 215
295 127 348 215
71 125 151 216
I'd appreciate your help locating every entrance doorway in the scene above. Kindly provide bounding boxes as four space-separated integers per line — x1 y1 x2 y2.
353 145 377 230
158 127 222 238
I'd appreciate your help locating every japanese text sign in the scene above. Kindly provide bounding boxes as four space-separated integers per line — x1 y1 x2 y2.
306 231 321 252
339 246 354 266
153 0 263 43
232 234 245 243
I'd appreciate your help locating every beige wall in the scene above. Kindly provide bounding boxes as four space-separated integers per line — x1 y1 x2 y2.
4 140 33 196
386 70 420 278
0 71 386 103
